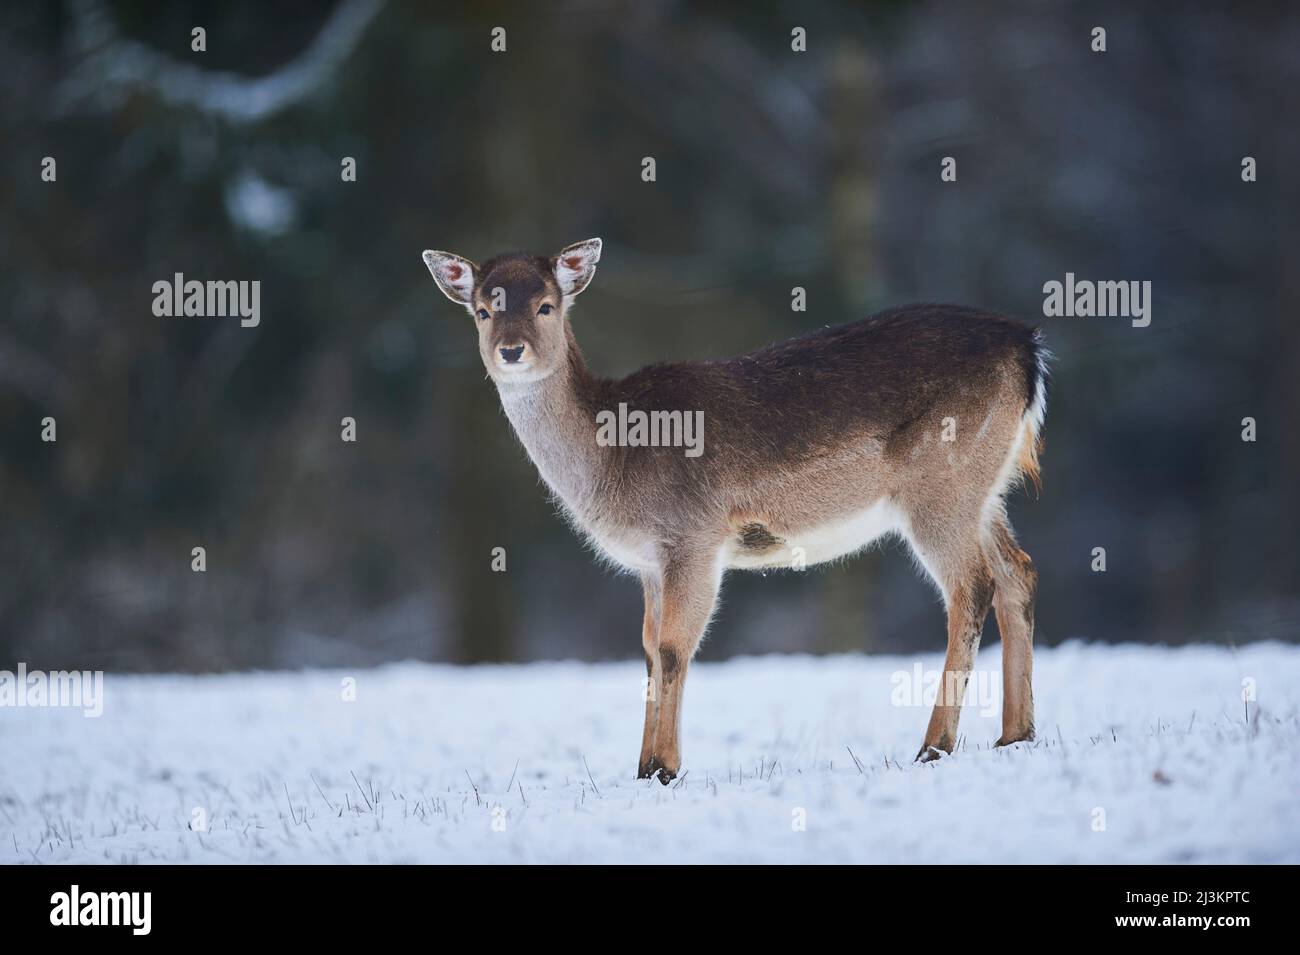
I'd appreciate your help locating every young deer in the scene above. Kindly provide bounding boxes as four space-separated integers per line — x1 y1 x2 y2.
423 239 1046 781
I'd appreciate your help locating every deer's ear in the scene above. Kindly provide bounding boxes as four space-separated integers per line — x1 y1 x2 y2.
553 238 602 298
422 250 479 307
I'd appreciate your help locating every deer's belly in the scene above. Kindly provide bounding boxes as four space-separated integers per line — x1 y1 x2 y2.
584 522 661 575
724 499 904 571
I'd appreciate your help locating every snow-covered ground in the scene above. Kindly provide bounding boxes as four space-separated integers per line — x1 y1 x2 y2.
2 641 1297 864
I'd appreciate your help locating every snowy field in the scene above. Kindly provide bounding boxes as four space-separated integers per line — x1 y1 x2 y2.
2 641 1298 864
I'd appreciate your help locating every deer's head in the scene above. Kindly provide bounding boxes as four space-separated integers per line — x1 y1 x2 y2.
423 239 601 385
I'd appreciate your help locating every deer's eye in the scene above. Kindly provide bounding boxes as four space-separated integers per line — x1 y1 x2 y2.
476 308 490 320
538 304 553 316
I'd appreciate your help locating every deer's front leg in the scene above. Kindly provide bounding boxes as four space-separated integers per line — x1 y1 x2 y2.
637 575 661 778
638 549 722 784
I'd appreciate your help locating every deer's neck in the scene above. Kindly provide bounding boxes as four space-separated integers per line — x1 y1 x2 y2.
495 329 610 520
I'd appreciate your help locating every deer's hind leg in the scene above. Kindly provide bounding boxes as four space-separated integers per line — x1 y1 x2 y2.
984 515 1037 746
908 518 996 762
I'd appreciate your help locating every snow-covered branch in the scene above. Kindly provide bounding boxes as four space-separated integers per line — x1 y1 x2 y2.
54 0 386 123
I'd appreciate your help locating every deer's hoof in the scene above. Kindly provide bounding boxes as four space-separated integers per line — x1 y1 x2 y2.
994 731 1034 748
637 757 677 784
915 744 948 763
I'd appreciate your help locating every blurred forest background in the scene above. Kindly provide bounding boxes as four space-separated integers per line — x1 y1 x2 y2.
2 0 1298 671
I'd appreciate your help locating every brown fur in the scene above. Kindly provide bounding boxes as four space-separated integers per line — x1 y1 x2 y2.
423 240 1047 782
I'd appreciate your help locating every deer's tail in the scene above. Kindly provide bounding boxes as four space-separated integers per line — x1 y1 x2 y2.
1016 328 1050 495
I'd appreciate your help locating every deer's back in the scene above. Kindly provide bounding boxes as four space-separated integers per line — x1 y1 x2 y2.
605 303 1040 462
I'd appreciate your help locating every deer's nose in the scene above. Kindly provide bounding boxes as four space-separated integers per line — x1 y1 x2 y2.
499 345 526 364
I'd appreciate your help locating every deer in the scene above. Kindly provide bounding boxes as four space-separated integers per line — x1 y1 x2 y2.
423 238 1047 783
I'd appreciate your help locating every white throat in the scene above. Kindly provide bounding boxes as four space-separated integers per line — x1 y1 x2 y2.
495 370 604 520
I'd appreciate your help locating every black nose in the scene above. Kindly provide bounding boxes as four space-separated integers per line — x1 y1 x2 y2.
499 345 525 363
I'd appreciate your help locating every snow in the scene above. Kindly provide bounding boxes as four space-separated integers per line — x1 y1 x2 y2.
2 641 1298 864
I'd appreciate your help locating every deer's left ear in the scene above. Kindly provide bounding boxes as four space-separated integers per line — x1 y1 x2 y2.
553 238 602 298
422 250 479 308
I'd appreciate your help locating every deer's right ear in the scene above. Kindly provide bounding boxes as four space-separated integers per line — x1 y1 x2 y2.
422 250 479 308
